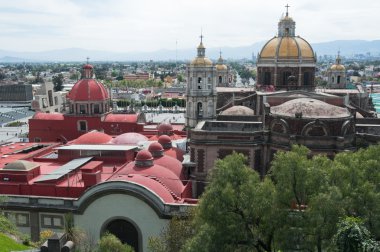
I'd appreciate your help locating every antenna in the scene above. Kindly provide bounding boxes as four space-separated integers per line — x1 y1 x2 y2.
86 57 90 64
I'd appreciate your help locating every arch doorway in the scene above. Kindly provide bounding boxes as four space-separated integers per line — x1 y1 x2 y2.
103 219 139 251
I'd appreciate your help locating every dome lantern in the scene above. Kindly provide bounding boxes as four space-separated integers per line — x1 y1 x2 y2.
278 4 296 37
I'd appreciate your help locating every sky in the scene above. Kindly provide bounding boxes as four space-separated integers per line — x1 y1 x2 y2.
0 0 379 53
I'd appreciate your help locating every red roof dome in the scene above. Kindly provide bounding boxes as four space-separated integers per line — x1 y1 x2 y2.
135 150 153 161
73 131 112 145
158 135 172 146
83 64 93 69
67 79 109 101
157 123 173 133
154 154 185 180
148 142 164 153
33 112 64 120
111 132 148 145
119 161 184 196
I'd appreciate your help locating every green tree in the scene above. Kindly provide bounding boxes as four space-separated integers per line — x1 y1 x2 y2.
335 216 380 252
52 73 64 91
271 145 344 251
183 152 276 252
98 233 134 252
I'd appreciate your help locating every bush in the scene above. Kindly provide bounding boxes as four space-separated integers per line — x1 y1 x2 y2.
98 233 134 252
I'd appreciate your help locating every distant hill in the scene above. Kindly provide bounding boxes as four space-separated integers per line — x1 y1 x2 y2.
0 40 379 62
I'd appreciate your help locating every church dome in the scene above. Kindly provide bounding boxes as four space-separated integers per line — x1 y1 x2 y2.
259 36 315 61
191 57 213 66
67 79 109 101
73 131 112 145
216 64 228 71
270 98 351 119
67 64 109 102
221 106 254 116
148 142 164 153
330 64 345 71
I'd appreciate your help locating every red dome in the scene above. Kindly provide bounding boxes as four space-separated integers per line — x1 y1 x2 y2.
135 150 153 161
33 112 64 120
73 131 112 145
148 142 164 152
157 123 173 132
67 79 109 101
119 162 184 196
158 135 172 146
83 64 93 69
154 155 185 180
111 132 148 145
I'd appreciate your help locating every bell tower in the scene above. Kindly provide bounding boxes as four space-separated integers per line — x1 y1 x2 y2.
185 34 217 128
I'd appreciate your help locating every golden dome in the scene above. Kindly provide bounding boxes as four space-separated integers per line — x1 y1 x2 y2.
190 57 213 66
259 36 315 60
216 64 227 70
330 64 345 71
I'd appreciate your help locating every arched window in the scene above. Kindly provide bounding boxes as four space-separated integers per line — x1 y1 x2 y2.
197 102 203 118
219 76 222 84
337 75 341 84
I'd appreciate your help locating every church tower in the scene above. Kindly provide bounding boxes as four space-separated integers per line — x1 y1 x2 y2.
327 52 346 88
185 34 217 128
215 50 230 87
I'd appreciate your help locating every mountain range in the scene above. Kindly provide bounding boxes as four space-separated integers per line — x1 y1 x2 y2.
0 40 379 62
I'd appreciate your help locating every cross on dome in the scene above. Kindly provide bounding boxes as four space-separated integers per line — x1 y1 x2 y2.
285 4 290 16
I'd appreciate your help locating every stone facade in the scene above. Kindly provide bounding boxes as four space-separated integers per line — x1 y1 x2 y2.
185 38 217 128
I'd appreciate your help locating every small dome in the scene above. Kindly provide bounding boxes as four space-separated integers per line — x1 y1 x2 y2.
83 64 94 69
135 150 153 161
259 36 315 61
330 64 345 71
74 131 112 145
216 64 227 71
158 135 172 148
148 142 164 153
190 57 213 66
270 98 351 119
3 160 39 171
111 132 148 145
157 123 173 133
67 79 109 101
221 106 254 116
33 112 64 120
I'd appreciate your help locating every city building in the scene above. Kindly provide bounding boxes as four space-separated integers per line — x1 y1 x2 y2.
31 82 67 113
